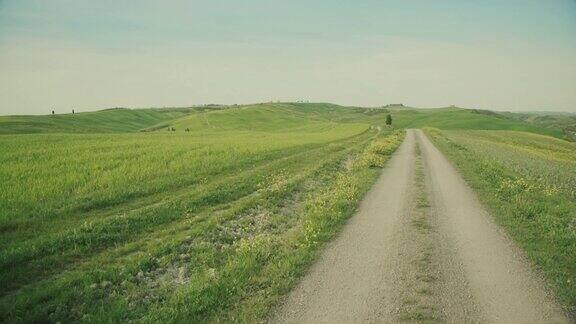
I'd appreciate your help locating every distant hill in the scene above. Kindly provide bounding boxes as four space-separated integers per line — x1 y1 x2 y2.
167 102 388 133
497 111 576 141
0 108 196 134
389 107 564 138
0 103 570 140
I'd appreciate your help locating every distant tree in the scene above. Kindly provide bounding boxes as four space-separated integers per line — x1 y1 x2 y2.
386 114 392 126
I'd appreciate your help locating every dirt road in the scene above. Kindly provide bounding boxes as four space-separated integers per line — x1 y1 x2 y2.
271 129 569 323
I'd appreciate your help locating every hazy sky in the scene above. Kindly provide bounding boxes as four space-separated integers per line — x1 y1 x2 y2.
1 0 575 115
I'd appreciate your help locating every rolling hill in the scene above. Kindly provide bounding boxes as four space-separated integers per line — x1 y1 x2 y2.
0 107 196 134
0 103 568 140
389 106 564 138
499 111 576 141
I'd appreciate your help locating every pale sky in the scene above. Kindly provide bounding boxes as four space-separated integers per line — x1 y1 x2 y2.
1 0 575 115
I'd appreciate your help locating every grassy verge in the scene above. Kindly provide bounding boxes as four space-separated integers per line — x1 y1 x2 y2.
424 128 576 317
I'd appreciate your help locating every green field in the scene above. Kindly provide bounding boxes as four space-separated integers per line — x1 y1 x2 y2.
425 129 576 312
2 102 575 321
0 103 404 322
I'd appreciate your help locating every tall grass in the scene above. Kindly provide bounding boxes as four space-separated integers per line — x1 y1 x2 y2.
0 102 404 322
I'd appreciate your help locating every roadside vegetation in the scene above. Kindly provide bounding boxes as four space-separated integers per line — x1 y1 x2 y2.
0 103 404 322
424 128 576 316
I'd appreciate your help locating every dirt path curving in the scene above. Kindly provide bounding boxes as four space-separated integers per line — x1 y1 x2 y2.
270 129 569 323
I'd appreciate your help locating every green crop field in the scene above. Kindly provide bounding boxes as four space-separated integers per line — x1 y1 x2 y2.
425 129 576 312
0 103 404 322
